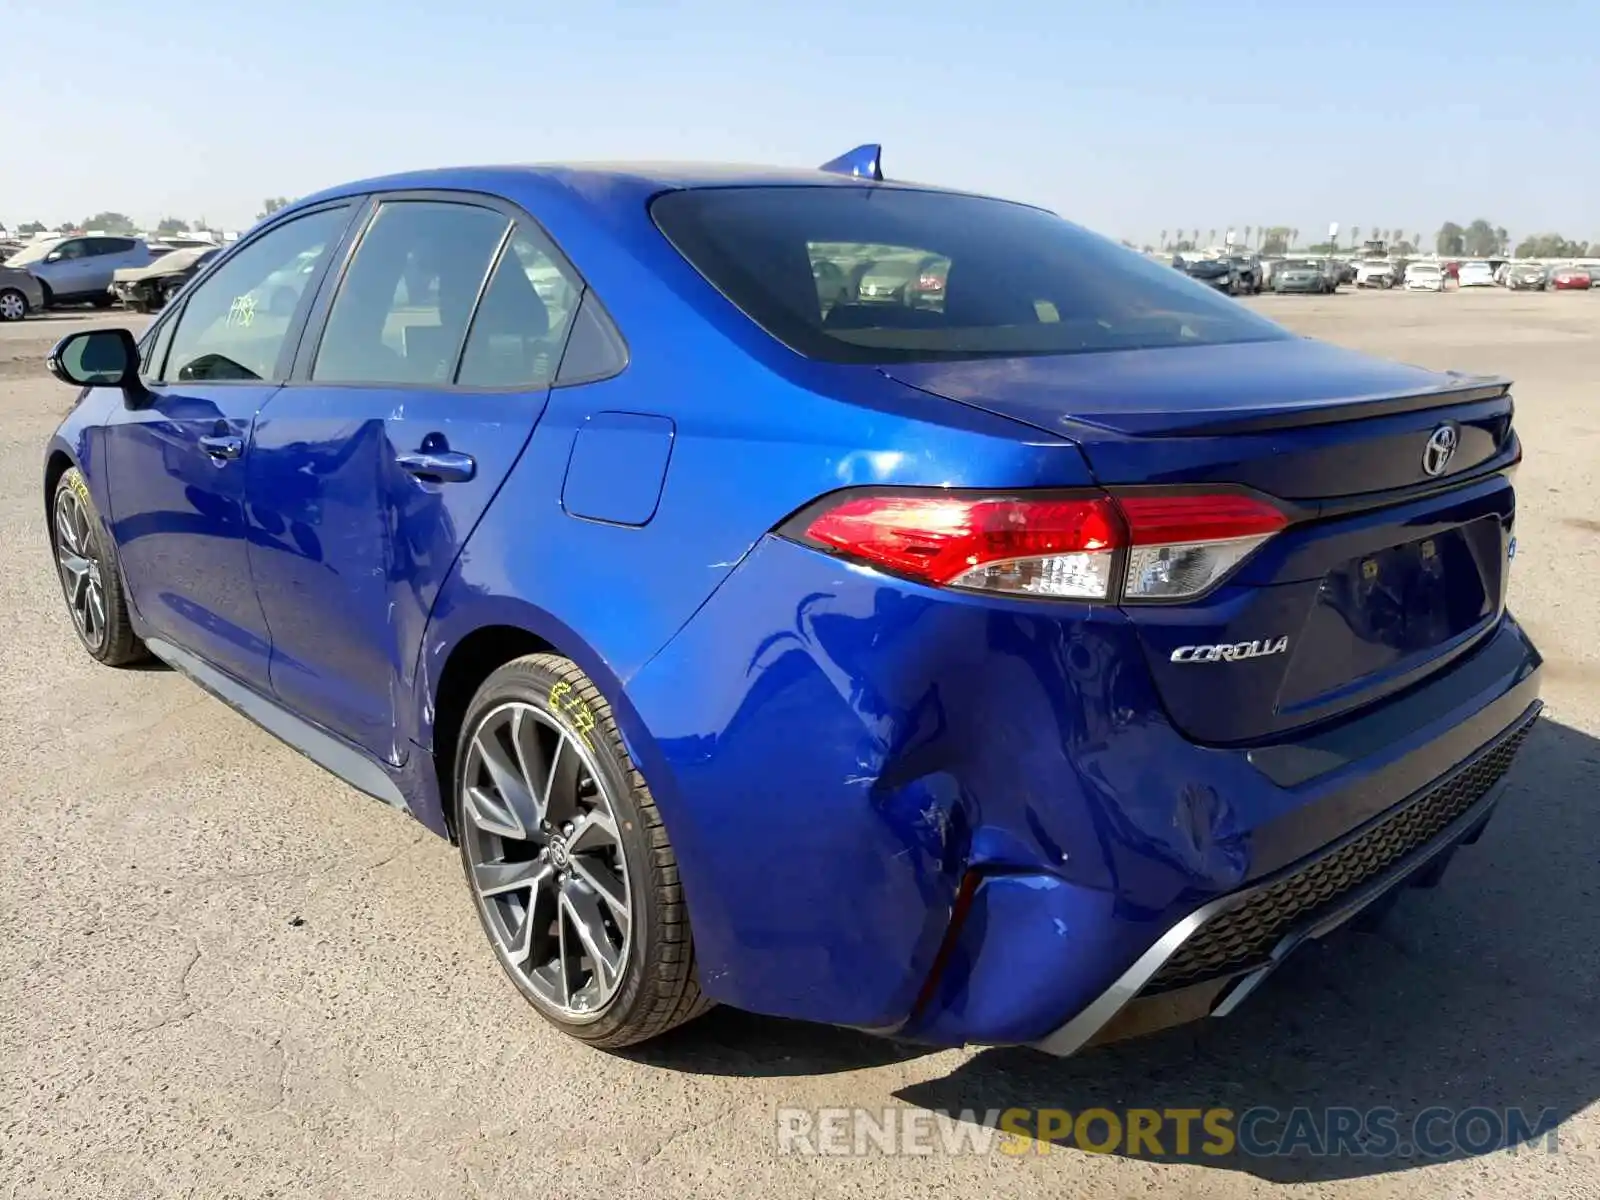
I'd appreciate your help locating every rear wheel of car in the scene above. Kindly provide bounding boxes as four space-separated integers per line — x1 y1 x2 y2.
89 294 115 309
0 288 26 321
455 654 711 1047
50 468 146 665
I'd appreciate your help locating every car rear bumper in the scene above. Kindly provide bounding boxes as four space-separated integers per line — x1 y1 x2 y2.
897 612 1541 1049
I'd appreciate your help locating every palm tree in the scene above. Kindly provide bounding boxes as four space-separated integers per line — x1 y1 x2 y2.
1208 228 1217 246
1244 225 1252 247
1352 226 1361 247
1159 229 1168 249
1291 228 1300 249
1192 229 1200 246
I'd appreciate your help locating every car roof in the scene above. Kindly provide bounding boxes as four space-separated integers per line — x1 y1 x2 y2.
290 161 1008 215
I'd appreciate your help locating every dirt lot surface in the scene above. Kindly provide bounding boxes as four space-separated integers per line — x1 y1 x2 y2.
2 292 1597 1199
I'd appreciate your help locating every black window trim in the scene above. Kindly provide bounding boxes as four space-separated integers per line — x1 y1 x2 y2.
141 198 365 387
285 187 628 394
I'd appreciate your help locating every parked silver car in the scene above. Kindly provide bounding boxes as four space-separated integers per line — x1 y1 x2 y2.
2 236 153 307
0 263 46 321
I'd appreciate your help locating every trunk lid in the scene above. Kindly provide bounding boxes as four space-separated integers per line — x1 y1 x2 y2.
884 339 1520 744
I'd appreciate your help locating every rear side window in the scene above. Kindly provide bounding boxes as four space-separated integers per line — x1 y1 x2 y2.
312 200 509 385
652 187 1290 364
456 227 581 388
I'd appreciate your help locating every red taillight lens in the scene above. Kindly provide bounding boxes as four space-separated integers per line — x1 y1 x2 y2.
802 494 1125 599
793 490 1286 602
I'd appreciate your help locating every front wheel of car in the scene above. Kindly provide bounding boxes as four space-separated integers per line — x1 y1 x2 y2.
0 288 28 321
455 654 712 1048
50 468 146 665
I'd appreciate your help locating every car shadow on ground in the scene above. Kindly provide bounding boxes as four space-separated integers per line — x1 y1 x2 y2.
620 1005 934 1077
892 716 1600 1183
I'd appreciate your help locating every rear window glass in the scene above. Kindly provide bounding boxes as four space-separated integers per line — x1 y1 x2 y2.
651 187 1289 364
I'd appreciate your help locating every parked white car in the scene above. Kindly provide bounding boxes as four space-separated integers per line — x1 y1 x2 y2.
1404 262 1446 292
1458 261 1497 288
1355 260 1397 288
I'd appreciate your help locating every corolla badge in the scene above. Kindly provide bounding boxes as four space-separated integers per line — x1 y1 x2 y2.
1422 424 1459 477
1171 637 1290 664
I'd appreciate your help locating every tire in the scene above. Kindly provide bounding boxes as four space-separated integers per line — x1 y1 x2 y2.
0 288 27 322
50 468 146 665
89 294 115 309
454 654 711 1048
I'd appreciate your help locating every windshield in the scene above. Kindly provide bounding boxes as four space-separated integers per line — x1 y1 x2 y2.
4 239 61 266
651 187 1289 364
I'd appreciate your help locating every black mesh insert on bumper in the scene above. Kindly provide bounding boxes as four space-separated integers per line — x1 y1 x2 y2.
1145 714 1536 993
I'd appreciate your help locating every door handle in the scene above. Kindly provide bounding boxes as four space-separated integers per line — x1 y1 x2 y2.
199 433 244 461
396 448 476 483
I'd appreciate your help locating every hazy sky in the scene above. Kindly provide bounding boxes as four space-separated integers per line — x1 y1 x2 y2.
5 0 1595 245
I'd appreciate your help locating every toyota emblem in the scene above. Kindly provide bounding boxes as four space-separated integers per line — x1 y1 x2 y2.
1422 424 1459 477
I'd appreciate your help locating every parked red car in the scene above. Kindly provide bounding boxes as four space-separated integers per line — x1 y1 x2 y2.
1550 266 1592 291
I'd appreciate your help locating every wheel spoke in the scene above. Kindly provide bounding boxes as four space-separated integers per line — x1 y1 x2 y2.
464 784 521 840
474 856 552 899
543 733 583 829
509 707 550 830
555 899 575 1007
505 864 558 966
561 883 623 992
86 583 106 637
472 719 540 838
571 856 629 933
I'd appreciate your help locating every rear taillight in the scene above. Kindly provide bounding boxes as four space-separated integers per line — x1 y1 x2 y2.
1117 492 1288 600
787 489 1287 602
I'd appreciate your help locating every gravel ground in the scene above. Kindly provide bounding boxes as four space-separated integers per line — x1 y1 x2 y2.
1 291 1597 1199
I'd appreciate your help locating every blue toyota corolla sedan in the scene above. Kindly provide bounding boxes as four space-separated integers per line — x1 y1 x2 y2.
42 147 1541 1054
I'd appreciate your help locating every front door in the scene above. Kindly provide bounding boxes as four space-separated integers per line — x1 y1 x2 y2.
247 198 582 762
103 203 356 685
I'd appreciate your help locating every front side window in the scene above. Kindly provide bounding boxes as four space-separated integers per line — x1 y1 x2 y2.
54 240 88 261
456 227 582 388
653 187 1291 364
162 206 350 383
312 200 509 385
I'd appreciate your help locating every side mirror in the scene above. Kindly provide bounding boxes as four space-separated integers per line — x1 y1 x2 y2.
47 328 147 398
44 250 62 263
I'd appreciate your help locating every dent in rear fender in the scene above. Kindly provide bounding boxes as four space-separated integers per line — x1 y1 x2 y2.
622 536 1274 1028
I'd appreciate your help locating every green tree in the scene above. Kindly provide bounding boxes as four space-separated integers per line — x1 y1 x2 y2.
1159 229 1168 249
1463 219 1500 257
257 196 292 220
1436 222 1466 256
156 216 190 235
81 211 137 235
1260 227 1291 255
17 220 47 235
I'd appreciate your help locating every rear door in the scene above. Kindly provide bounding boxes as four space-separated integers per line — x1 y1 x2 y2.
246 194 584 764
886 340 1520 744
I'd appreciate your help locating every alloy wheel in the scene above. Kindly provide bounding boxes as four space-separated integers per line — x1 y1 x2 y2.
54 487 106 649
461 701 632 1021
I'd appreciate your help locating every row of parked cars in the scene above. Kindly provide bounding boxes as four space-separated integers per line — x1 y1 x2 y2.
0 235 222 321
1159 250 1596 300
